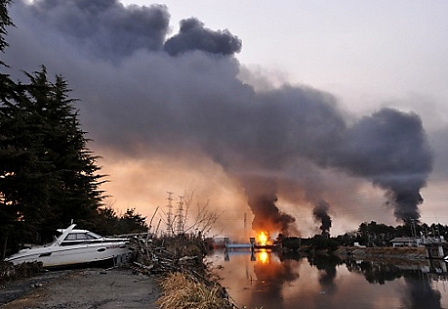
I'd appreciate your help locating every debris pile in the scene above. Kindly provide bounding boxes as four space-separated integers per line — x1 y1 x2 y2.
0 261 43 285
129 234 207 279
129 234 234 309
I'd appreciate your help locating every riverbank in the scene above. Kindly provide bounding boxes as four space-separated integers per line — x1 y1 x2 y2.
2 246 430 308
335 246 427 263
0 233 230 309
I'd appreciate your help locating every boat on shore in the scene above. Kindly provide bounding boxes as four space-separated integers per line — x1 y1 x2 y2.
4 224 131 268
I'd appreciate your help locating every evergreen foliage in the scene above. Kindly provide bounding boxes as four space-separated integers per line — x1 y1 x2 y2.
95 206 148 236
0 65 108 246
0 1 147 259
0 1 148 259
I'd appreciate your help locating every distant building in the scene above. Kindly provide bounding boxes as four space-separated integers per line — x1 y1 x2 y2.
391 236 447 247
353 242 366 248
390 237 422 247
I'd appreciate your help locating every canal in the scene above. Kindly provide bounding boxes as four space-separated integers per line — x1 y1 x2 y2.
210 250 448 309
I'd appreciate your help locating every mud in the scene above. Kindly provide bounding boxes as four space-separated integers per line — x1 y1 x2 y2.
0 268 159 309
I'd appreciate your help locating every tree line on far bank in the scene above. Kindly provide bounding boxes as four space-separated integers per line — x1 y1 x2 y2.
0 0 146 259
281 220 448 252
339 220 448 248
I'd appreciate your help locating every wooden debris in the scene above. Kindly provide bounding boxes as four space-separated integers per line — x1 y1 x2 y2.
128 234 236 308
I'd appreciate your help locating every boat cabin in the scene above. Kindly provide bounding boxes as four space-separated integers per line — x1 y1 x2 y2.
58 229 104 246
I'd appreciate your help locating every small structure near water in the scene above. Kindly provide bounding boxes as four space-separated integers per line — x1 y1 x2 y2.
223 237 280 252
390 236 448 261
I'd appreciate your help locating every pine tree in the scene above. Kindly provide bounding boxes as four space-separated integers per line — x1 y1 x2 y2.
1 67 107 242
0 0 20 257
0 0 135 257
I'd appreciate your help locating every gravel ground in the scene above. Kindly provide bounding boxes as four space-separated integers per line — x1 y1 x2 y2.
0 268 160 309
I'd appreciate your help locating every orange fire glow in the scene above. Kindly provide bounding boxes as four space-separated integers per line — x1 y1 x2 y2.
257 231 269 246
258 250 269 264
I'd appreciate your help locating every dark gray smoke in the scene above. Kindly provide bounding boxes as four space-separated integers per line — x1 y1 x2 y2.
242 175 296 235
313 200 332 235
164 18 242 56
4 0 434 234
333 108 433 222
27 0 170 62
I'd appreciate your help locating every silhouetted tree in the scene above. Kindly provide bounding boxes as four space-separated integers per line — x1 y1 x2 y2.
94 206 120 235
0 1 107 253
1 66 106 244
0 0 21 257
116 208 148 234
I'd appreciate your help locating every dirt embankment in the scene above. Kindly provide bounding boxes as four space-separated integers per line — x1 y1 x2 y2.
0 268 160 309
335 246 427 264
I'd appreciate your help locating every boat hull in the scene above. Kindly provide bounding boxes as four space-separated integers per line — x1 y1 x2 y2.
6 242 131 268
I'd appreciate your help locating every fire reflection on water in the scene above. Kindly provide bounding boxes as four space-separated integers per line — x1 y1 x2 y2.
252 251 300 308
213 250 448 309
257 250 269 264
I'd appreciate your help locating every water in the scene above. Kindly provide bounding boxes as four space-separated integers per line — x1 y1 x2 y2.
209 250 448 309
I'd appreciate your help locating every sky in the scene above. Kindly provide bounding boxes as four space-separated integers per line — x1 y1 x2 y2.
3 0 448 239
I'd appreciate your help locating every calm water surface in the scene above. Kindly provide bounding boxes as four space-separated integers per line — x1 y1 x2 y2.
210 250 448 309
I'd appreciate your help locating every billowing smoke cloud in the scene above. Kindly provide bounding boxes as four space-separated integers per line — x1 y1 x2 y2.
164 18 242 56
242 175 296 235
334 109 433 222
27 0 170 62
4 0 433 235
313 200 332 235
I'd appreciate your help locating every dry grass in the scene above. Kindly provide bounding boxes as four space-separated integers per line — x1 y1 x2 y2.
156 272 232 309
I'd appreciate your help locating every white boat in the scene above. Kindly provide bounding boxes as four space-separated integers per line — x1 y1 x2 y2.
4 224 132 268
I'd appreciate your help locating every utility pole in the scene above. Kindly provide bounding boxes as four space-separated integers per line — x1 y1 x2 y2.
244 212 247 240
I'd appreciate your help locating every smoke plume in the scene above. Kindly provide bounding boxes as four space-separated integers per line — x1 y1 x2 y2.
4 0 434 235
164 18 242 56
313 200 332 235
242 176 296 235
334 108 433 222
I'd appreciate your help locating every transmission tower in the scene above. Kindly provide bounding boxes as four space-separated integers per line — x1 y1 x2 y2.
166 191 174 236
176 196 185 235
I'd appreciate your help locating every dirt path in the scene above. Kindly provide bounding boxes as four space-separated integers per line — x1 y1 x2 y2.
0 268 160 309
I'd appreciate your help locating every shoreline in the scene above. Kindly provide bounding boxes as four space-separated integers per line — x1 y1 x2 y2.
0 246 434 308
334 246 428 265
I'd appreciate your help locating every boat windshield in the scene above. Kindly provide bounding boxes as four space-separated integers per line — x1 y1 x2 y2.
63 232 102 242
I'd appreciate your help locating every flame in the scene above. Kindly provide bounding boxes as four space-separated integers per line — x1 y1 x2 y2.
258 250 269 264
257 231 269 246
